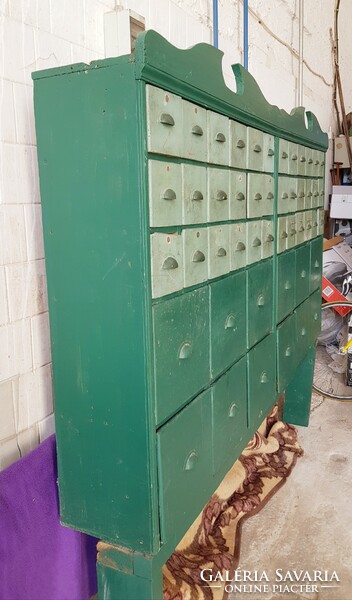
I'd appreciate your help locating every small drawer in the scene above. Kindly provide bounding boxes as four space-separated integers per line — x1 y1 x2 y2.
317 150 325 178
207 168 230 222
153 287 210 424
305 147 315 177
278 177 289 214
229 171 246 220
146 85 183 157
295 243 310 305
207 111 230 166
296 212 305 245
288 142 298 175
277 313 298 393
230 222 247 271
277 249 296 323
247 127 264 171
157 388 213 544
279 139 289 174
311 180 319 208
246 220 262 265
262 174 274 215
277 216 288 254
182 163 207 225
287 213 297 249
312 150 321 177
304 179 313 210
310 236 323 293
182 99 207 162
304 211 313 242
310 289 322 340
183 228 208 288
296 178 305 211
247 173 273 218
150 232 183 298
262 219 275 259
295 299 313 362
287 177 298 213
208 224 230 278
263 132 275 172
212 357 247 477
297 144 307 176
229 120 247 169
247 259 273 348
210 270 247 379
148 160 182 227
248 334 277 428
318 181 325 208
311 210 318 239
318 207 324 235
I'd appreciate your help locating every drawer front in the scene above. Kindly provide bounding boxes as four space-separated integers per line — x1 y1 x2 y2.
182 99 207 162
277 313 297 393
146 85 183 156
295 243 310 305
310 289 322 340
311 180 319 208
296 178 305 211
248 333 277 428
246 219 262 265
247 172 265 218
318 181 325 207
310 236 323 292
311 210 318 239
279 139 289 174
262 174 274 215
277 249 296 323
157 388 213 544
304 179 312 209
262 219 275 259
247 259 273 348
229 120 247 169
208 225 230 278
278 177 289 214
229 171 247 220
207 111 230 165
318 208 324 235
247 127 264 171
304 210 313 241
305 147 315 177
151 232 183 298
182 163 207 225
277 216 288 254
263 132 275 172
287 213 297 249
295 299 313 362
313 150 321 177
230 222 247 271
149 160 182 227
212 357 247 477
288 142 298 175
287 177 298 213
210 270 247 379
297 145 307 176
208 168 230 222
153 287 210 424
183 228 208 288
296 212 305 245
318 151 325 178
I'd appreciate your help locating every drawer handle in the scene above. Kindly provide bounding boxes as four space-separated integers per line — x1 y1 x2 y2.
281 192 288 199
235 241 246 252
217 247 227 257
290 228 297 235
314 259 319 268
308 158 313 164
253 144 262 153
314 312 319 321
178 342 192 360
268 148 275 156
192 190 204 201
290 192 297 199
281 151 288 159
313 220 318 227
257 294 265 306
161 188 177 201
216 190 228 201
162 256 178 270
228 401 237 417
216 132 226 143
254 193 262 201
301 269 307 278
267 192 274 200
260 371 268 384
266 234 274 242
280 231 288 239
284 280 291 290
314 159 320 165
252 237 261 247
313 191 319 197
184 450 197 471
225 313 236 330
299 225 305 232
160 113 175 126
237 139 245 148
292 154 298 161
298 191 305 198
307 191 312 197
320 161 325 167
192 250 205 263
236 192 245 201
191 125 203 136
301 327 306 336
285 346 291 357
306 223 312 230
300 156 306 162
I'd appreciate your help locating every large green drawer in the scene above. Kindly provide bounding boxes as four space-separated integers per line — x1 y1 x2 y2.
295 243 310 306
210 271 247 379
212 357 247 478
248 334 277 430
277 313 298 393
157 389 213 545
153 287 210 424
295 296 315 364
247 259 273 349
310 289 322 340
277 249 296 323
310 236 323 293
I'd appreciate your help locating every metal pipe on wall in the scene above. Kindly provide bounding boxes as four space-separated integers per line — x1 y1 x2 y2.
297 0 304 106
213 0 218 48
243 0 248 69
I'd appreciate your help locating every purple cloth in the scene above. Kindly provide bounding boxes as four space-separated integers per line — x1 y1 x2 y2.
0 435 98 600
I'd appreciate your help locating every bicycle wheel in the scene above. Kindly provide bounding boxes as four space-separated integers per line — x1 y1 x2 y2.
313 300 352 401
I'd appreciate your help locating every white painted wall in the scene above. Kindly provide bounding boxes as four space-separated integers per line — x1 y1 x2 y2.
0 0 345 469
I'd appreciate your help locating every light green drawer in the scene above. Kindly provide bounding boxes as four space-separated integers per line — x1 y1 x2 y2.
297 144 307 176
150 232 183 298
305 147 315 177
296 178 305 211
212 357 247 477
247 259 273 348
247 126 264 171
277 216 288 254
287 177 298 213
311 180 319 208
278 177 289 214
246 219 262 265
210 270 247 379
148 159 182 227
208 168 230 222
182 227 208 288
263 132 275 172
146 84 183 156
153 287 210 424
277 249 296 323
208 224 230 278
304 211 313 242
304 179 313 209
287 213 297 249
288 141 298 175
248 333 277 429
229 120 247 169
262 219 275 259
279 139 289 174
182 163 207 225
229 171 246 220
296 212 305 245
229 222 247 271
182 99 207 162
157 388 213 545
207 111 230 165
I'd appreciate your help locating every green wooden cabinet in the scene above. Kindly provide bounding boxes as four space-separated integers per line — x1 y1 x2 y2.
33 30 327 600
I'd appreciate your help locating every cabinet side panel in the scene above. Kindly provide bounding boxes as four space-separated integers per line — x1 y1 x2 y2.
34 62 154 550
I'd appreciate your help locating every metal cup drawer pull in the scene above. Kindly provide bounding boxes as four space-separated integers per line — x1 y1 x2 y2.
300 155 306 162
228 401 237 417
280 231 288 239
217 247 227 257
284 280 291 290
308 158 313 164
267 148 275 156
184 450 198 471
160 112 175 126
178 341 192 359
285 346 291 357
301 269 307 279
254 193 262 202
314 159 319 166
162 256 178 270
307 191 312 197
282 151 288 159
191 125 203 136
216 190 228 201
236 192 245 201
192 250 205 263
235 241 246 252
290 191 297 199
260 371 268 384
253 144 262 153
225 313 236 330
281 192 288 199
257 293 265 306
161 188 177 201
266 234 274 243
216 132 226 143
252 237 261 247
291 153 298 161
237 139 246 148
192 190 204 202
314 259 319 268
266 192 274 200
298 191 305 198
301 327 307 337
299 225 305 232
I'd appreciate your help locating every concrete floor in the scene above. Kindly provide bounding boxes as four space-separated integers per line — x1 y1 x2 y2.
228 394 352 600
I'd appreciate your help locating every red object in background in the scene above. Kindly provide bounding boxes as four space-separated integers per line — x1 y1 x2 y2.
322 276 352 316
